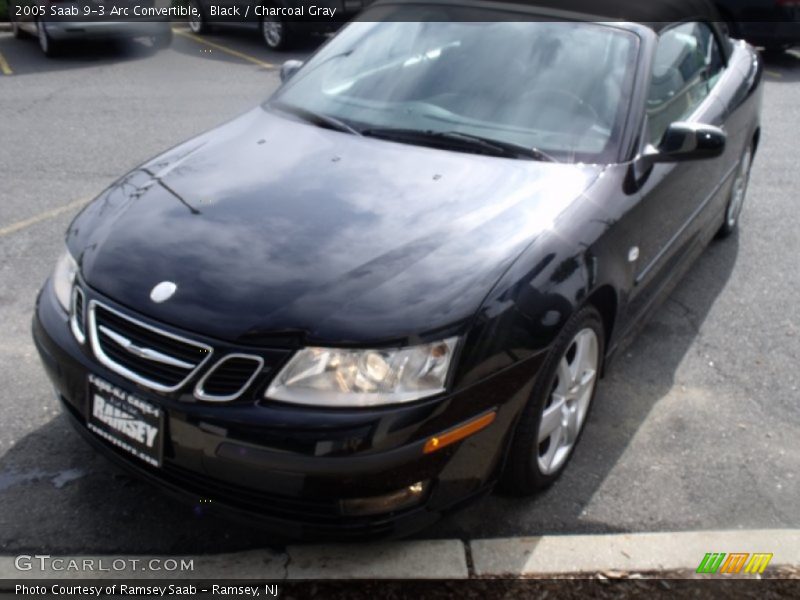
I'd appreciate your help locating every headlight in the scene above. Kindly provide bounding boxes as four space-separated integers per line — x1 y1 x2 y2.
52 249 78 312
266 337 459 407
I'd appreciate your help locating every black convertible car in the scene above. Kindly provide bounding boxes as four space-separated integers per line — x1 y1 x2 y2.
33 0 763 539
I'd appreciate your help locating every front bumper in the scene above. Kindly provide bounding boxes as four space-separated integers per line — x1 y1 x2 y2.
44 20 171 42
32 279 541 540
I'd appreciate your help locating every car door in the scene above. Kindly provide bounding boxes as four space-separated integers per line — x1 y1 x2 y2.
624 22 731 321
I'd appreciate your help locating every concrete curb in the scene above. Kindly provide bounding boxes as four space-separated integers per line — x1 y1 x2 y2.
0 531 796 580
470 529 799 576
287 540 469 579
0 23 11 33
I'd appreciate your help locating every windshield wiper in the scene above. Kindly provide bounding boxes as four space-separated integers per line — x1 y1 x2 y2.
361 128 557 162
273 102 362 136
441 131 558 162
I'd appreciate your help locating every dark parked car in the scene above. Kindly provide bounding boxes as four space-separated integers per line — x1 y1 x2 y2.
188 0 371 50
715 0 800 52
33 0 762 539
9 1 172 57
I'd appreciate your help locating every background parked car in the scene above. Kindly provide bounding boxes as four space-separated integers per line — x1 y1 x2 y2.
714 0 800 53
9 1 172 57
188 0 372 50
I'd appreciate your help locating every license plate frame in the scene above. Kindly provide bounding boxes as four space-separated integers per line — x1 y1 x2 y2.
86 374 164 468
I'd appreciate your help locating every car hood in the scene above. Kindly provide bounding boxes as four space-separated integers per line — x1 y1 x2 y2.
69 107 602 345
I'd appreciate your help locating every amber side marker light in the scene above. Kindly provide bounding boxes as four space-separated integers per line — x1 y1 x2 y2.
423 410 497 454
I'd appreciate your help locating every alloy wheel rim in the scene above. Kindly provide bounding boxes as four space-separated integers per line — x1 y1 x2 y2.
536 328 599 475
188 9 202 33
263 19 283 47
727 148 752 228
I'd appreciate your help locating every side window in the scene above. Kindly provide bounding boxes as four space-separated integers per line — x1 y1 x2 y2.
700 24 725 88
646 22 725 144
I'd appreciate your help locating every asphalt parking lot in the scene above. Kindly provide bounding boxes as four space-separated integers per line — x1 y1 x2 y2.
0 27 798 554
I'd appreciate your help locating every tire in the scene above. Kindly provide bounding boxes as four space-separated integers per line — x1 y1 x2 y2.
717 143 753 238
500 306 605 496
188 0 210 35
37 20 60 58
261 14 291 50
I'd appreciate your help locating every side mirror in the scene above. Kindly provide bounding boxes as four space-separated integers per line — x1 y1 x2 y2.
280 60 303 83
644 122 726 164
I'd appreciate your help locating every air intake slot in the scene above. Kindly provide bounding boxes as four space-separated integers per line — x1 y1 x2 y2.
195 354 264 402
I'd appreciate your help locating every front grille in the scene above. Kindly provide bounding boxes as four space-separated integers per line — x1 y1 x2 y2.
195 354 264 401
88 301 212 393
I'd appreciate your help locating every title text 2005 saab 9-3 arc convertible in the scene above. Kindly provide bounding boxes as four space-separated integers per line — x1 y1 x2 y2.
33 0 762 539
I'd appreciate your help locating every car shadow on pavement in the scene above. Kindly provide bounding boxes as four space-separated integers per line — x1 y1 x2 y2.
0 414 279 554
421 232 741 541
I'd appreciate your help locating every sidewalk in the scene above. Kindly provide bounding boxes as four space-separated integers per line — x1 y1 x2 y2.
1 530 797 579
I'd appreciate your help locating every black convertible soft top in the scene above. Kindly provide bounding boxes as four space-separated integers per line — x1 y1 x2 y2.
377 0 722 28
499 0 720 28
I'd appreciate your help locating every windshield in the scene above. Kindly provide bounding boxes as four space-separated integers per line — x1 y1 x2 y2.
270 13 639 164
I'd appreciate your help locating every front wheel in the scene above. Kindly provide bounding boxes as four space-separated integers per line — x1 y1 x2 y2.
717 144 753 238
500 306 604 495
188 0 210 34
37 20 60 57
261 14 290 50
